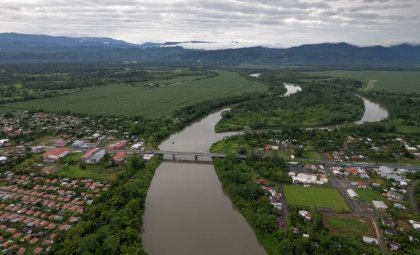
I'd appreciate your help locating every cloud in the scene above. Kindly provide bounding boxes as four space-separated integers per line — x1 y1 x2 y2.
0 0 419 48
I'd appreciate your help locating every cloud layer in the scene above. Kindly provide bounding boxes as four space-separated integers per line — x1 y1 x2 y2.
1 0 419 48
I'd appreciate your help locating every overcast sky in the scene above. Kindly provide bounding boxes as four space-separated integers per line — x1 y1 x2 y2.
1 0 420 49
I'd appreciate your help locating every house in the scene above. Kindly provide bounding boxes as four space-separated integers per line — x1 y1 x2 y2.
131 142 144 150
54 139 67 147
393 203 406 210
43 147 70 162
81 148 100 161
0 156 7 163
346 168 359 176
256 178 267 185
381 218 396 228
362 236 379 245
347 189 358 199
112 152 126 163
143 153 154 161
372 200 388 211
85 150 106 164
409 220 420 231
113 140 128 149
388 241 401 251
71 140 84 149
298 210 312 221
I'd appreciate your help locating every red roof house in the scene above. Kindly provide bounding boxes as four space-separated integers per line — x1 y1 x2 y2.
112 152 126 163
43 147 70 162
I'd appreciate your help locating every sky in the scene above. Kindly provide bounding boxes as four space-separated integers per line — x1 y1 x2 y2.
1 0 420 49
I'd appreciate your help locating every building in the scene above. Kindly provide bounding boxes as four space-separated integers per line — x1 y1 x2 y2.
71 140 85 149
143 153 154 161
409 220 420 231
347 189 358 199
81 148 100 161
84 150 106 164
113 140 128 150
362 236 379 245
112 152 126 163
298 210 312 221
0 156 7 163
54 139 67 148
43 147 70 162
131 142 144 150
372 200 388 211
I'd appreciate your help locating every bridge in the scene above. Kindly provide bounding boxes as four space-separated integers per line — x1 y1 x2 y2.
148 150 247 161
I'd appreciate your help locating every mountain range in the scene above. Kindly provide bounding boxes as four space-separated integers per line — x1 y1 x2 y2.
0 33 419 68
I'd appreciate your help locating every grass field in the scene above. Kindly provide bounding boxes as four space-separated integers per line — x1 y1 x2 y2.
306 70 420 93
55 165 125 182
323 215 375 237
283 185 350 211
356 189 382 201
0 70 265 118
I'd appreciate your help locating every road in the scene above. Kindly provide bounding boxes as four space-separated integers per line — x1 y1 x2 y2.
408 180 420 214
327 169 386 255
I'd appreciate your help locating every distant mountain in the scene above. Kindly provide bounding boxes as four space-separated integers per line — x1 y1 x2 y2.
0 33 160 52
162 41 213 46
174 43 420 67
0 33 419 67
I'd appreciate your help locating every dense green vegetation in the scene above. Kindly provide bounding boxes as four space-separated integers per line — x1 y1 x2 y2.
306 70 420 93
216 71 364 131
52 156 160 254
213 156 379 255
283 185 349 211
211 122 420 164
0 70 266 118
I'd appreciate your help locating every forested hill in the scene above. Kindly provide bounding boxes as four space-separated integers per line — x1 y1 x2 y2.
0 33 419 67
175 43 420 67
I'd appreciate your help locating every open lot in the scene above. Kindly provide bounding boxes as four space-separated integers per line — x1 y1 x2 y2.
323 214 376 237
55 165 125 182
0 71 266 118
356 189 382 201
306 70 420 93
283 185 350 211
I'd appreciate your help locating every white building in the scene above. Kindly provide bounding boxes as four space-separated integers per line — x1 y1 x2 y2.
362 236 379 245
347 189 358 199
372 200 388 211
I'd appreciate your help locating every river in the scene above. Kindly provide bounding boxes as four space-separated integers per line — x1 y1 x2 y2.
356 96 389 124
142 85 302 254
141 84 388 255
142 110 267 255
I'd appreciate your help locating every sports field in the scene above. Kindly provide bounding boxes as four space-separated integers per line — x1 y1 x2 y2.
283 185 350 211
306 70 420 93
0 70 265 118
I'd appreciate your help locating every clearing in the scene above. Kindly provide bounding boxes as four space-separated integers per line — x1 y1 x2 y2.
55 165 125 182
323 214 376 237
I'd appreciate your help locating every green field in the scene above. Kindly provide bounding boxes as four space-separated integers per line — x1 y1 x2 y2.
356 189 382 201
55 165 125 182
283 185 350 211
0 70 265 118
306 70 420 93
324 215 374 237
